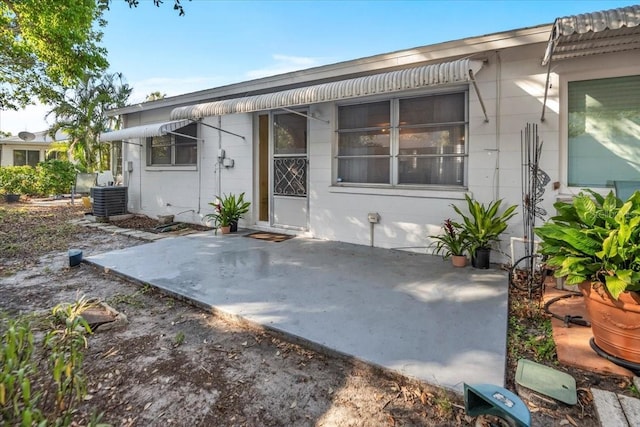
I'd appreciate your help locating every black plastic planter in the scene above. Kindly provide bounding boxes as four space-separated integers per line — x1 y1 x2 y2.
5 194 19 203
472 247 491 269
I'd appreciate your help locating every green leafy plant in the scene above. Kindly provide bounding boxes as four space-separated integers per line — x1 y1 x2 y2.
429 219 469 258
204 192 251 231
37 159 77 195
535 190 640 300
452 194 518 253
0 297 95 426
0 166 38 195
173 331 185 347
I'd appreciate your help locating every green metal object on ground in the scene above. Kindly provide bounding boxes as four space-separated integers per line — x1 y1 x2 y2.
515 359 577 405
464 383 531 427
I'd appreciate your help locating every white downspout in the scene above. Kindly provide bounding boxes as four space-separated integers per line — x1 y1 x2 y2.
494 50 502 201
217 116 222 197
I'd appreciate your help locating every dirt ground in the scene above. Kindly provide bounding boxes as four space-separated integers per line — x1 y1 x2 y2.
0 200 635 426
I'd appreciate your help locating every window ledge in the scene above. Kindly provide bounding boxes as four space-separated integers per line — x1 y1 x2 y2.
329 185 469 200
145 165 197 172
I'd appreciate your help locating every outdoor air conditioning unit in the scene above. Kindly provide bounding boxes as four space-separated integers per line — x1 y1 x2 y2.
92 186 128 218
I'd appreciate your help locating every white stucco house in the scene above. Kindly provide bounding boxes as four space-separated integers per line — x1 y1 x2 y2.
0 130 67 167
101 5 640 261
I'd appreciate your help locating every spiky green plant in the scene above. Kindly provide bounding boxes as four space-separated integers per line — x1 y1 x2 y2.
452 194 518 253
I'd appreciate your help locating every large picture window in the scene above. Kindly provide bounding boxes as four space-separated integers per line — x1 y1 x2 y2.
568 75 640 188
147 123 197 166
336 92 467 187
13 150 40 167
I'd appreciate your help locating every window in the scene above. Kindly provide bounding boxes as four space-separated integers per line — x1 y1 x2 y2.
336 92 467 187
13 150 40 167
146 123 197 166
568 75 640 188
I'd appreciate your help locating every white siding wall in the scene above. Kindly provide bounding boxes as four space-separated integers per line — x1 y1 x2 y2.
306 43 557 261
0 144 47 167
121 43 640 265
122 110 255 228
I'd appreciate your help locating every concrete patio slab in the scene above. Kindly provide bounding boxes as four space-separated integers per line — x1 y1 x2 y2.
86 230 509 392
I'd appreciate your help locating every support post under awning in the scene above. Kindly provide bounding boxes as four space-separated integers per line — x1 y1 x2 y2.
469 69 489 123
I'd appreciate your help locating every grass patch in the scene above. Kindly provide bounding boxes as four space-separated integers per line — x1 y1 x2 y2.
106 284 152 308
508 297 556 364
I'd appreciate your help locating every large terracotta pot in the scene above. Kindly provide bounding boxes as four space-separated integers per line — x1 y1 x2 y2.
579 281 640 363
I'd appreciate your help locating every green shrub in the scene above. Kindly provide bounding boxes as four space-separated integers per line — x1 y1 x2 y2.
37 160 77 195
0 161 77 196
0 166 38 195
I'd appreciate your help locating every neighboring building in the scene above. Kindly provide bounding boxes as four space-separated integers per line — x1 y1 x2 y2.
101 5 640 259
0 130 68 167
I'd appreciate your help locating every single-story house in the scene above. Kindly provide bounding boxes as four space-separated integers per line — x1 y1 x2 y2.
101 5 640 261
0 130 68 167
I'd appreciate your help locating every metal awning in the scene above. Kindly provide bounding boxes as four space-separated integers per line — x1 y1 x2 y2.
170 58 485 120
541 5 640 121
542 5 640 66
99 119 193 142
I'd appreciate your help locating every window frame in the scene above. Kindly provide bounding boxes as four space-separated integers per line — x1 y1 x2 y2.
13 149 40 167
334 88 469 189
146 122 198 168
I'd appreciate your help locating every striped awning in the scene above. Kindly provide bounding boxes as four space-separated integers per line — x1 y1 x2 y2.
170 58 483 120
99 119 192 141
542 5 640 65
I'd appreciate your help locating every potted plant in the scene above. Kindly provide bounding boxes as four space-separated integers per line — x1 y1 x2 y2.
204 192 251 234
535 190 640 363
453 194 518 269
429 219 469 267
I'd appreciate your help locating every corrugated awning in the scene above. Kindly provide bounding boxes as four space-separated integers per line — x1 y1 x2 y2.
170 59 484 120
99 119 192 142
542 5 640 66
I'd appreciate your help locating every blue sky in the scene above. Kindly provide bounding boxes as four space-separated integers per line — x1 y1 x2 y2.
1 0 635 134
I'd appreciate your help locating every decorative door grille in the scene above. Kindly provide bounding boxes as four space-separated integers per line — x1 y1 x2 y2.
274 157 307 196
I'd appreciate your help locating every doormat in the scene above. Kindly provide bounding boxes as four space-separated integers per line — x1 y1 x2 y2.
245 231 294 243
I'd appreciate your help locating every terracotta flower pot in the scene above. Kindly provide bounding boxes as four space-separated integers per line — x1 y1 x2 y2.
219 225 231 234
580 281 640 363
451 255 467 268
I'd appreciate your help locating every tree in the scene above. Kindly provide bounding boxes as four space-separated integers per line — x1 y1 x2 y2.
145 91 167 101
47 72 132 172
0 0 187 110
126 0 188 16
0 0 108 110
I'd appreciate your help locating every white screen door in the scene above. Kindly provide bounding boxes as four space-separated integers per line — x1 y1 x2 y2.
272 112 308 229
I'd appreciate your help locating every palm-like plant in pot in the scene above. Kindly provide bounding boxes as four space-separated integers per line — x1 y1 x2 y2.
452 194 518 269
535 190 640 363
429 219 470 267
204 192 251 234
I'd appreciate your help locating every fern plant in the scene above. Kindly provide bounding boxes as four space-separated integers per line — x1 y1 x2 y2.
535 190 640 300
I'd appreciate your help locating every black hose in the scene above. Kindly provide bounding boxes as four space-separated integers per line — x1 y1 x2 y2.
543 291 591 327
